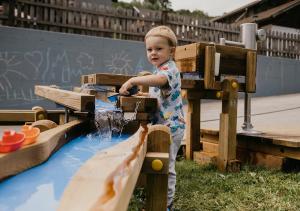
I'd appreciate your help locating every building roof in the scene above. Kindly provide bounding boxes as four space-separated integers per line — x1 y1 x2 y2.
211 0 261 22
235 0 300 25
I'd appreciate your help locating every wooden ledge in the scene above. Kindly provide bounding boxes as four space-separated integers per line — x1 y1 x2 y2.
35 85 95 112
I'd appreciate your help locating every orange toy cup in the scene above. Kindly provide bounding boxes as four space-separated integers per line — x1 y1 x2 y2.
0 130 25 153
21 125 40 146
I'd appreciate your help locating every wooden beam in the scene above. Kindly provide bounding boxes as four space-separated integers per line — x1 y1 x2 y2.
204 45 216 89
0 110 37 122
186 94 201 160
175 43 200 72
218 78 239 171
85 73 134 86
59 126 148 211
81 73 247 92
175 42 255 76
246 51 257 93
146 125 170 211
217 113 229 171
119 96 157 113
35 85 95 112
142 152 169 174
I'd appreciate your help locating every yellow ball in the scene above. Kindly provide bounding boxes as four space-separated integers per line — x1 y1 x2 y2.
151 159 163 171
216 91 222 98
231 82 238 89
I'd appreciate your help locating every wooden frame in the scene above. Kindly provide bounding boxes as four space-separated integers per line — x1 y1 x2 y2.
175 42 257 93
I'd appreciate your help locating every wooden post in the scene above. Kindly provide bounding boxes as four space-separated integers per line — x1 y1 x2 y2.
186 93 201 160
145 125 171 211
204 45 216 89
8 0 16 26
246 51 257 93
217 78 240 172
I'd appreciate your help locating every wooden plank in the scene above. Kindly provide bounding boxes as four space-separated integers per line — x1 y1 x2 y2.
193 151 217 165
237 148 284 170
0 109 48 122
246 51 257 93
86 73 135 86
186 95 201 160
146 125 170 211
142 152 169 174
124 112 152 121
0 110 37 122
202 128 300 149
204 45 216 89
201 141 285 170
59 126 148 211
0 120 85 180
202 141 218 154
82 73 246 92
221 79 238 160
217 113 229 171
238 137 300 160
175 42 253 76
175 43 200 72
35 85 95 112
119 96 157 113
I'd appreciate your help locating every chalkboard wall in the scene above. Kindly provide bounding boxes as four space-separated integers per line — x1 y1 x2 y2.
0 26 152 109
0 26 300 109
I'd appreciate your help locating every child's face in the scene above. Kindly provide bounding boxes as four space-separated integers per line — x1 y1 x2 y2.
145 36 174 67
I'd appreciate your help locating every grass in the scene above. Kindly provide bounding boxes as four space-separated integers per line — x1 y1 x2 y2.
128 160 300 211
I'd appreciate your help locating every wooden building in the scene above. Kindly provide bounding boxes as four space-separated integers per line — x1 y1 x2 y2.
212 0 300 30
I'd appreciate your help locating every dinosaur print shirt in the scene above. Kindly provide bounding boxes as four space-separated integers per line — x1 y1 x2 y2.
149 60 185 134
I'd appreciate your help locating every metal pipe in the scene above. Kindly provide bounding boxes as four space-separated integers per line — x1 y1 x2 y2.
242 92 253 130
240 23 257 132
220 38 245 48
241 23 257 50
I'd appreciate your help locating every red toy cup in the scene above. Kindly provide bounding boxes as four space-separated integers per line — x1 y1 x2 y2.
0 130 25 153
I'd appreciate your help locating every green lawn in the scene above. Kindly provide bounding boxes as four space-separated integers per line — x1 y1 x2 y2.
129 160 300 211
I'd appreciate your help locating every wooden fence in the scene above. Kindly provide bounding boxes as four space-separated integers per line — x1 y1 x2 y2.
0 0 299 60
258 30 300 60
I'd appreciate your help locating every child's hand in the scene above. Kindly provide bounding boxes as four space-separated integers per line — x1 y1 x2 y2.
135 91 149 97
119 79 133 96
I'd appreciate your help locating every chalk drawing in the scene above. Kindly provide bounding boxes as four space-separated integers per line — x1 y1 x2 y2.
77 52 94 70
41 48 51 81
24 50 43 79
0 52 28 90
135 57 151 75
105 51 133 75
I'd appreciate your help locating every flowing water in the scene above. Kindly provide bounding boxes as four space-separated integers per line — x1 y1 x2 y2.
0 93 141 211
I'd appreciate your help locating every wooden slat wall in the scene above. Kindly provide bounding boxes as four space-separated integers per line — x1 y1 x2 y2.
0 0 237 43
258 29 300 60
0 0 299 60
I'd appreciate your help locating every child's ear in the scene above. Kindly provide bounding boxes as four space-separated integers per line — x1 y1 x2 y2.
170 47 176 56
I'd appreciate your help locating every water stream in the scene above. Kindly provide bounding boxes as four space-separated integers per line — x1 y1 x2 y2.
0 95 141 211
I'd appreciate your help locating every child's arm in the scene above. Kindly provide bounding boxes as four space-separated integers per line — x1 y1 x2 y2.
119 74 167 95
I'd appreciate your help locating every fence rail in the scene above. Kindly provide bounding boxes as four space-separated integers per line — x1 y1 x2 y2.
0 0 299 59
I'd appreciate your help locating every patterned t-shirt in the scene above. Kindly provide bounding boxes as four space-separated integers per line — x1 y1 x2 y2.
149 60 185 134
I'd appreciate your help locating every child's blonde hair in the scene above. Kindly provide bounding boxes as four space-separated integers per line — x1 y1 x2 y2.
145 25 177 47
